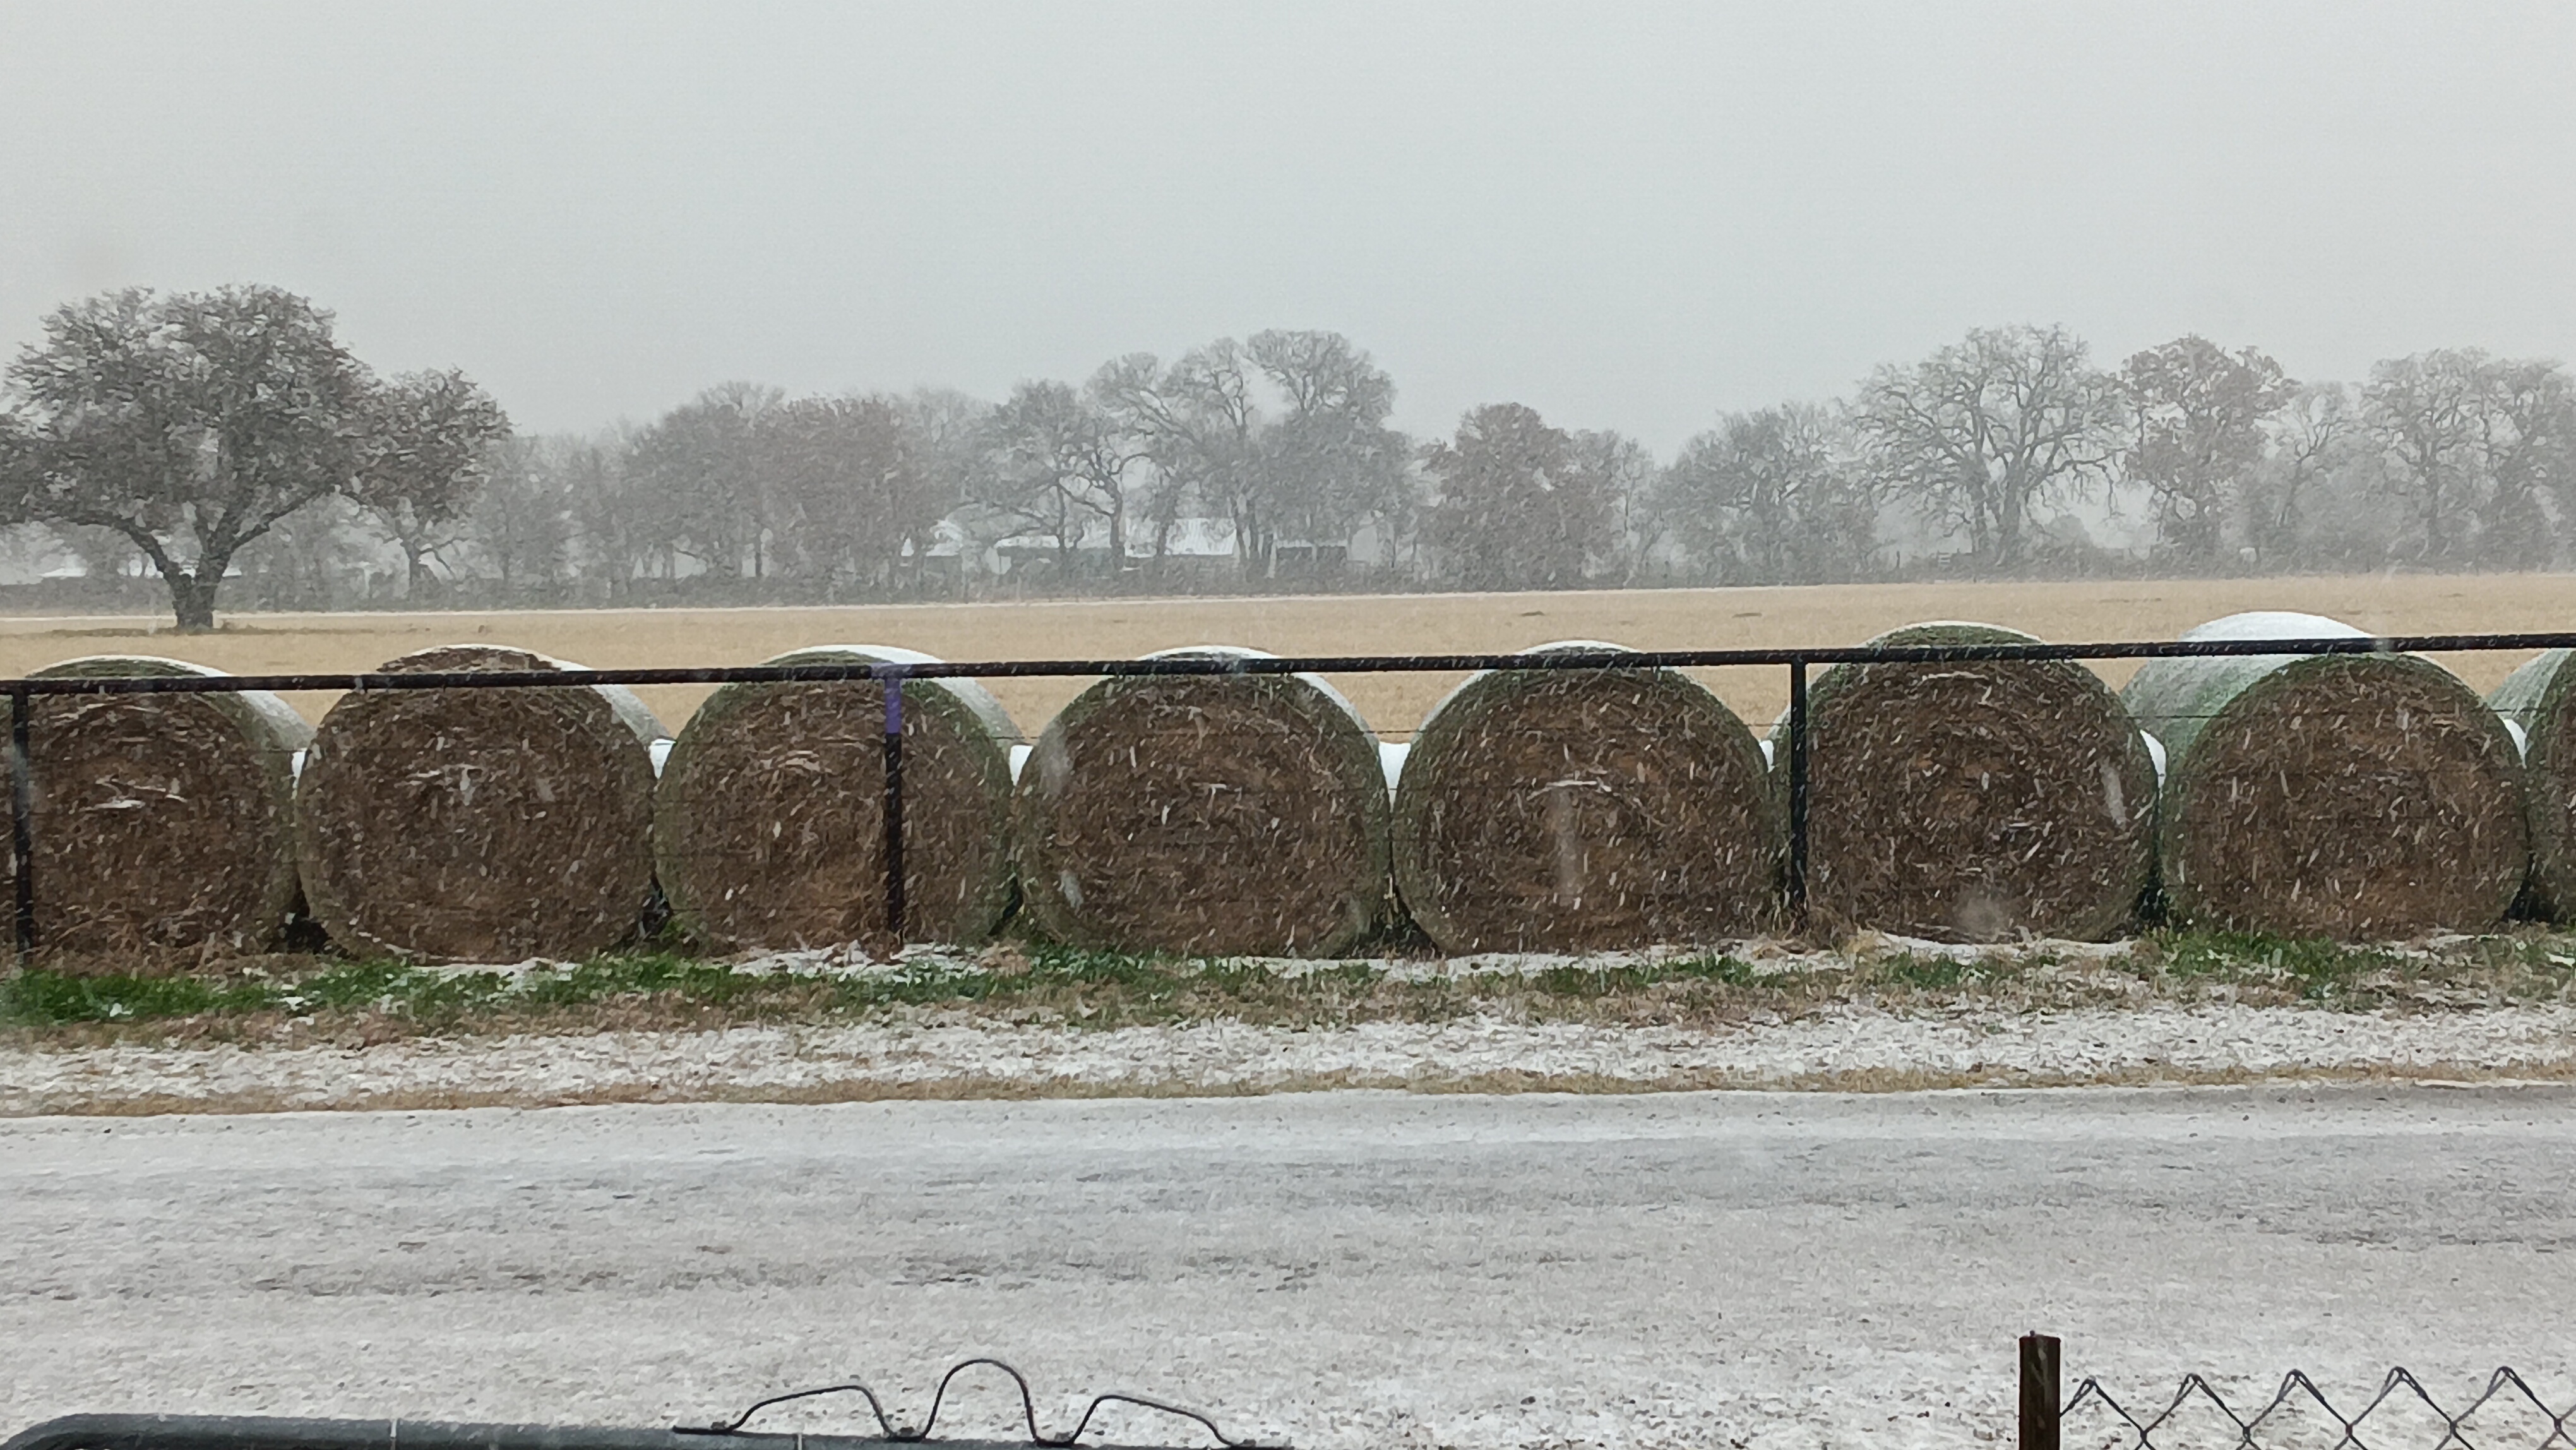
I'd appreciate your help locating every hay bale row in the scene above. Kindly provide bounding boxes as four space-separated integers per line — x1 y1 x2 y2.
0 621 2554 963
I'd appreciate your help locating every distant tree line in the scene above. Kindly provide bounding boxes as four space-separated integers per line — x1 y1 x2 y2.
4 286 2573 626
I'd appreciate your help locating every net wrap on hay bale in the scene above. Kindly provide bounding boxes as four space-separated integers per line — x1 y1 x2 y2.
2491 648 2576 919
1392 640 1777 952
2122 611 2525 937
3 656 311 961
1014 645 1391 956
1774 621 2157 942
296 644 664 962
655 645 1018 950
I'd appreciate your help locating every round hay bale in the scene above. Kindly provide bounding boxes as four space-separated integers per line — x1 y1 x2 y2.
1014 647 1390 956
1776 622 2157 942
1392 641 1778 952
2490 648 2576 918
1 656 309 960
654 646 1019 950
2122 611 2525 937
296 645 664 962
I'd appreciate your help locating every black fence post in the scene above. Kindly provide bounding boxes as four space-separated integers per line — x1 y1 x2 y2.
1784 656 1810 920
2019 1333 2061 1450
9 684 32 958
880 668 906 947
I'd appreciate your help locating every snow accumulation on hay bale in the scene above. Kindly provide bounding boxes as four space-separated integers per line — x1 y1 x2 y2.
2123 611 2525 937
654 646 1018 950
295 645 664 962
1392 640 1777 952
1775 622 2157 942
1014 646 1391 957
1 657 309 961
2491 648 2576 918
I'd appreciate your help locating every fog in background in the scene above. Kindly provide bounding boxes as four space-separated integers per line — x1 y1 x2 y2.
6 2 2572 450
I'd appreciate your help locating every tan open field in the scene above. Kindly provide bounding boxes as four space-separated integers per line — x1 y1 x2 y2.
3 573 2571 740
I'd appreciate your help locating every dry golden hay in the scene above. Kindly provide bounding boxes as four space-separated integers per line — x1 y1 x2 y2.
1014 646 1391 957
1391 640 1778 952
295 644 664 962
0 656 310 964
1774 621 2159 943
2492 647 2576 919
2123 611 2525 937
653 645 1019 950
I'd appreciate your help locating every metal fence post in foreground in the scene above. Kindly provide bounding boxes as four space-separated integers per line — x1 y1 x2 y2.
880 668 906 945
1784 657 1811 918
9 683 32 957
2020 1333 2061 1450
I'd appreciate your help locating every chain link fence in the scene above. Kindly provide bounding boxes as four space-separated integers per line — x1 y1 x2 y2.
2025 1334 2576 1450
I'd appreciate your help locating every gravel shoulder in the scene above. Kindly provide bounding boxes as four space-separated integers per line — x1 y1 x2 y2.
7 1002 2575 1115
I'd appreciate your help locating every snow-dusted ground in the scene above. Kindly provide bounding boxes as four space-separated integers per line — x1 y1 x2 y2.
6 1004 2575 1114
4 1086 2573 1450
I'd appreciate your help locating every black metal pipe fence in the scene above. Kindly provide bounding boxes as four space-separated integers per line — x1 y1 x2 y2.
9 628 2575 957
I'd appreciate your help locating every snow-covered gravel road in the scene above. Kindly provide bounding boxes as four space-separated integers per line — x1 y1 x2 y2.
6 1084 2573 1450
9 1004 2576 1113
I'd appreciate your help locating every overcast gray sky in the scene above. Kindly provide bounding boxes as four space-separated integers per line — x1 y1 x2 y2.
4 1 2572 450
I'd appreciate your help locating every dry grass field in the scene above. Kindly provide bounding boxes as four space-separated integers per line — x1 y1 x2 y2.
2 573 2570 739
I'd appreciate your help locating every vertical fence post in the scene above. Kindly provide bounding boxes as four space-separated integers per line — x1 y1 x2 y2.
880 668 906 948
2018 1333 2061 1450
1784 657 1810 920
9 683 32 957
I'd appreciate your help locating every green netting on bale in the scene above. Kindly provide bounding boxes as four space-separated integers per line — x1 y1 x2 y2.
3 656 311 962
1771 621 2157 942
655 645 1019 950
295 644 664 963
2123 613 2525 937
1392 640 1778 952
1014 646 1392 957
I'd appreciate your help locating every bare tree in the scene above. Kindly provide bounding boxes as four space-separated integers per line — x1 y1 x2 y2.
1248 330 1412 574
2122 336 2293 568
972 379 1138 580
469 434 578 601
2364 350 2576 566
1573 429 1667 585
625 383 780 582
2245 382 2362 566
1664 403 1875 584
1421 403 1613 590
760 394 946 597
1856 325 2122 572
348 368 511 598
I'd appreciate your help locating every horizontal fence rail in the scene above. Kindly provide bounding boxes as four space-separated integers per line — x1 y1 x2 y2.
8 628 2573 959
8 631 2576 697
